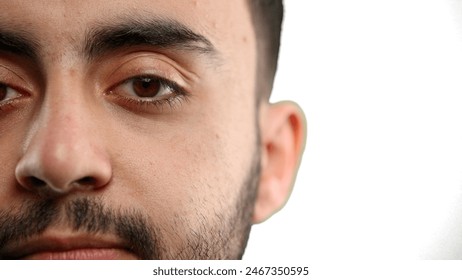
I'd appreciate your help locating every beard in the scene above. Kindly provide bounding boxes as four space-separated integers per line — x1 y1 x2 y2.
0 150 261 260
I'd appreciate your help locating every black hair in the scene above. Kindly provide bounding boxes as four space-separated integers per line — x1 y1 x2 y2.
247 0 284 101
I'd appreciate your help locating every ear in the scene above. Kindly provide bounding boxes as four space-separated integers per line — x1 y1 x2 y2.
253 101 306 223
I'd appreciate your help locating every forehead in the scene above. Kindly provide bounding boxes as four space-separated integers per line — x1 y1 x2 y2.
0 0 254 62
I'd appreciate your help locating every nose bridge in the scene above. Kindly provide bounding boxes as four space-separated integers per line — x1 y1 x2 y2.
35 73 91 155
15 71 112 195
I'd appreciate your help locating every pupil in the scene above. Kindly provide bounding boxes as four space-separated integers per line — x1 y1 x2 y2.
133 78 161 98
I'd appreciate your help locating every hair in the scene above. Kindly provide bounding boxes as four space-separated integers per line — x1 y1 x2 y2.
247 0 284 101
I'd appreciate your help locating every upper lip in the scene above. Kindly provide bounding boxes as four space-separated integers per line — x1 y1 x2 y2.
0 232 135 259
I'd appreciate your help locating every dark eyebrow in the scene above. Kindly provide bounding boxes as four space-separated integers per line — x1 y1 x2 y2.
0 30 39 59
84 18 217 60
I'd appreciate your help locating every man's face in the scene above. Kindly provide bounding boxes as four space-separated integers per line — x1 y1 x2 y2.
0 0 261 259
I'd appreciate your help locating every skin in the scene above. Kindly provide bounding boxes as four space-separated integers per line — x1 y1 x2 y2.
0 0 305 259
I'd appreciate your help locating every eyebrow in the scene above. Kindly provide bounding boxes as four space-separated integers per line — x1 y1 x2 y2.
0 30 39 59
84 18 218 60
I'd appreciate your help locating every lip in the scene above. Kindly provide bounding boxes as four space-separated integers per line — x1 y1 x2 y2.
2 234 139 260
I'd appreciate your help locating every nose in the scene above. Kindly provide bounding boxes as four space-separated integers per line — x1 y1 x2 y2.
15 88 112 197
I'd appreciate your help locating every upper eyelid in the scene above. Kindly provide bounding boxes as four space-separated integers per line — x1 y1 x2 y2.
0 77 32 100
0 59 39 97
0 65 30 88
0 51 42 83
103 52 198 85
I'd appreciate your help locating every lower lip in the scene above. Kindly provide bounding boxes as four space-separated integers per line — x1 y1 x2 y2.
21 248 138 260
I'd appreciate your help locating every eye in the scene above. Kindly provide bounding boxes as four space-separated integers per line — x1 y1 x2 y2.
107 75 189 111
0 83 21 103
117 76 176 101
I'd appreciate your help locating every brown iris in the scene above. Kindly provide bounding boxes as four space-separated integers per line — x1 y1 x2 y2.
0 84 7 100
132 78 161 98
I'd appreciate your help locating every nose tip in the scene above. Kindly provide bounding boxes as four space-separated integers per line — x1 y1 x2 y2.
14 116 113 197
15 152 112 197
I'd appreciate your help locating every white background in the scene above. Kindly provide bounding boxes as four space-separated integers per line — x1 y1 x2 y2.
246 0 462 260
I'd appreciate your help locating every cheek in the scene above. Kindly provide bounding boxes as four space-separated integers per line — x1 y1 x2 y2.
0 146 18 202
0 116 33 201
112 125 244 206
106 101 257 223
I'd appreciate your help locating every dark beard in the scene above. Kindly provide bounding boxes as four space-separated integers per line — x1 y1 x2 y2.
0 197 158 259
0 152 260 260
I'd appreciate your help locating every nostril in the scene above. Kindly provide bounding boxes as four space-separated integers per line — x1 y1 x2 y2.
75 176 97 186
25 176 47 188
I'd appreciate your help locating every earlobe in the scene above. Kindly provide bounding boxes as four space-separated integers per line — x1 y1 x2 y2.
253 101 306 223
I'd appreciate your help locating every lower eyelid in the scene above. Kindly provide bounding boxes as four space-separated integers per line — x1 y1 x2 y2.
0 94 29 113
109 91 188 113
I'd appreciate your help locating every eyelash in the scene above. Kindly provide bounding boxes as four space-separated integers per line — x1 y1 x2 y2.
107 75 190 111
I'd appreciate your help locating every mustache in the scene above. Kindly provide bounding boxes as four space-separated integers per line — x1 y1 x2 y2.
0 197 157 259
